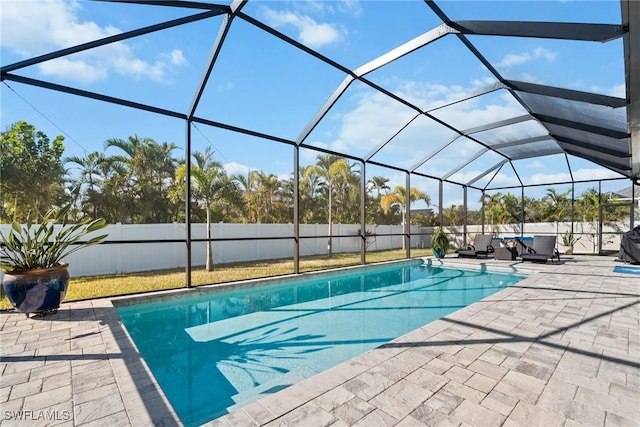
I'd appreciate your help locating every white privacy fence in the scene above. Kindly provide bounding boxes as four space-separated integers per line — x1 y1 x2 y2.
0 223 411 277
0 221 627 277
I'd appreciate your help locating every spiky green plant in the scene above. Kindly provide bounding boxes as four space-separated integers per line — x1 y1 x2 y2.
561 231 581 247
0 205 108 272
431 226 449 252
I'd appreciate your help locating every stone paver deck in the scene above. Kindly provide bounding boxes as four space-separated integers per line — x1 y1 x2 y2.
1 256 638 426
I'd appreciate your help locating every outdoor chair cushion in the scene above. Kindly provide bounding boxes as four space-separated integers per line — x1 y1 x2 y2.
520 235 560 263
457 234 495 258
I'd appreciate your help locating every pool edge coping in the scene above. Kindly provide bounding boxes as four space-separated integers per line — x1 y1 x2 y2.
209 260 548 425
104 258 539 426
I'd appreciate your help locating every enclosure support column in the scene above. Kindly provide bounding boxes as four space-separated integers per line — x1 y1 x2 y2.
185 120 192 288
481 190 486 234
405 172 411 258
571 182 575 234
439 180 444 227
184 13 234 285
598 181 603 254
632 183 636 229
293 146 300 274
463 186 468 246
520 186 525 237
360 161 366 265
622 0 640 178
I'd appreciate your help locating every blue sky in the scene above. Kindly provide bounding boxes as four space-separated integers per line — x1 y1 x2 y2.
0 0 630 210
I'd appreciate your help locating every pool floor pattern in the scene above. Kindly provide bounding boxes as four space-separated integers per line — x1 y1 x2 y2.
0 255 638 426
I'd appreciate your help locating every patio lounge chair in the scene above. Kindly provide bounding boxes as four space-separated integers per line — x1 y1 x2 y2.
520 235 560 263
457 234 495 258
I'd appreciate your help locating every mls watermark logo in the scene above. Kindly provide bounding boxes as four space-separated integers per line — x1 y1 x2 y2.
4 409 72 422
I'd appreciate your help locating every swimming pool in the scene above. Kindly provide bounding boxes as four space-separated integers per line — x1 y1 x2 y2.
116 261 524 426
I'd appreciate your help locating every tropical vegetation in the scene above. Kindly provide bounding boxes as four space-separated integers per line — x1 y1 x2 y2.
0 120 634 307
0 121 630 229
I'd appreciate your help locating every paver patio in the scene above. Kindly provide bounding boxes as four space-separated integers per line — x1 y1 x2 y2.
1 255 638 426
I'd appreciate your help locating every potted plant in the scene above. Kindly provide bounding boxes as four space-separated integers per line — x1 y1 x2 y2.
0 205 108 317
561 231 581 255
431 226 450 259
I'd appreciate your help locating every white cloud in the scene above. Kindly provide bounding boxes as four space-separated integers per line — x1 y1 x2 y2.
301 142 328 164
496 47 557 70
331 77 627 193
261 7 344 48
396 80 467 111
527 160 545 169
303 69 620 190
169 50 185 66
330 91 416 153
224 161 252 178
490 172 520 187
516 72 544 84
111 54 178 83
1 0 186 84
337 0 363 17
223 162 291 182
608 83 626 98
216 81 235 92
310 80 529 173
586 83 626 98
299 20 342 47
571 168 621 181
293 0 362 18
527 172 570 185
38 57 106 84
297 1 332 15
524 167 619 186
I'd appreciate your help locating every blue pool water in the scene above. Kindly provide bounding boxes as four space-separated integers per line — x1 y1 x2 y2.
613 265 640 275
116 262 524 426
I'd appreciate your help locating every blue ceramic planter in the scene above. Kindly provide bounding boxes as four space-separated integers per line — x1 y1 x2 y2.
433 248 445 259
2 264 69 315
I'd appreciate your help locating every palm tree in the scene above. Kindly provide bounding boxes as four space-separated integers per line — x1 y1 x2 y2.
367 176 390 199
65 151 131 223
576 187 603 222
254 171 283 223
299 165 324 224
65 152 107 218
180 147 244 271
308 155 354 258
542 188 571 222
443 204 464 226
482 192 516 227
381 186 430 218
104 135 180 223
334 165 361 224
381 185 430 248
234 170 258 223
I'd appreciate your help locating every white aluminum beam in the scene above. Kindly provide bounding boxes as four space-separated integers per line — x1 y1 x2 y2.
442 148 488 180
355 24 457 77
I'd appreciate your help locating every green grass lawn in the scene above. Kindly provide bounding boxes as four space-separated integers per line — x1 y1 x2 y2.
1 248 435 310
